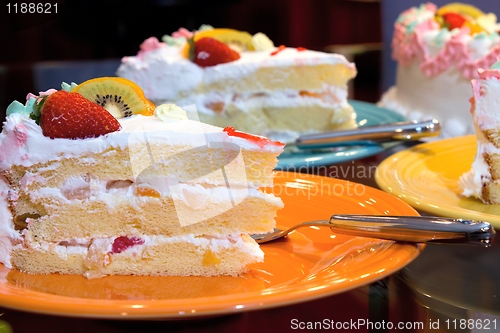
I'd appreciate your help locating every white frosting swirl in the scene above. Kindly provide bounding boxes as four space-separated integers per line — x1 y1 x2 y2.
154 104 188 122
251 33 274 51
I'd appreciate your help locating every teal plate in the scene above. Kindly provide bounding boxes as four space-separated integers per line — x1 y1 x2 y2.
275 100 408 169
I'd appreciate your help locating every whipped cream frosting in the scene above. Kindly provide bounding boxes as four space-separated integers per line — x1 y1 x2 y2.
379 63 475 138
0 175 20 268
458 124 493 199
459 68 500 199
154 104 188 122
0 113 284 171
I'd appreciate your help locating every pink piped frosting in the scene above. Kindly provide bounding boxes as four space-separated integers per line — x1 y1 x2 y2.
137 37 166 59
392 3 500 79
469 67 500 115
477 67 500 80
172 27 193 39
13 124 28 147
470 79 480 114
26 89 57 102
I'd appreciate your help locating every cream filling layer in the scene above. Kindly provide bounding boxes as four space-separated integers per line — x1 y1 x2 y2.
22 234 262 257
28 180 283 211
158 85 349 115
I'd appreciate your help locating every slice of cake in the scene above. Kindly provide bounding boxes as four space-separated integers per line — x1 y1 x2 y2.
379 3 500 138
117 27 357 142
0 79 284 278
459 62 500 204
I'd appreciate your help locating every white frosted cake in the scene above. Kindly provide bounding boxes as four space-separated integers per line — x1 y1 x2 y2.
459 63 500 204
0 80 284 278
117 27 357 142
380 3 500 138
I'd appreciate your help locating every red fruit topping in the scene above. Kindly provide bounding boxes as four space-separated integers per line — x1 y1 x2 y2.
443 12 467 30
223 127 285 148
297 47 307 51
271 45 286 56
111 236 145 254
39 90 121 139
193 37 240 67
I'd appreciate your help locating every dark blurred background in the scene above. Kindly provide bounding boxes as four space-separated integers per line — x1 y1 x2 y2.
0 0 383 120
3 0 500 121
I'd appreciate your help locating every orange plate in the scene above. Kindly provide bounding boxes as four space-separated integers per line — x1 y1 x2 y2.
0 172 423 319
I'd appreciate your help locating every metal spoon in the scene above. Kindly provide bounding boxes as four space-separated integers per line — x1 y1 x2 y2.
251 215 495 245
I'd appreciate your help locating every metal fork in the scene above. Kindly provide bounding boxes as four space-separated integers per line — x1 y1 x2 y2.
251 215 495 245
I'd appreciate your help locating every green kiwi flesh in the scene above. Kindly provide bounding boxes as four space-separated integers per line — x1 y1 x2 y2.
73 80 145 119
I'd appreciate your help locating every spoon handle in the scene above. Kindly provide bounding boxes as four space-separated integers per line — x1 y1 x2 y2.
328 215 495 243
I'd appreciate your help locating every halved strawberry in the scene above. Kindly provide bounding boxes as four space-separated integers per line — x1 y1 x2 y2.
443 12 467 30
191 37 240 67
34 90 121 139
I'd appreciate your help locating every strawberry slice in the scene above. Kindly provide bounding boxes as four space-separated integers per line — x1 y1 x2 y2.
443 12 467 30
192 37 240 67
35 90 121 139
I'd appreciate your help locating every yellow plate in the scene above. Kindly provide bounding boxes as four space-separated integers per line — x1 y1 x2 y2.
376 135 500 226
0 172 423 319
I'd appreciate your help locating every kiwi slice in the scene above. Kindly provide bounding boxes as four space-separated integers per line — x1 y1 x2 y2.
211 31 254 52
183 28 255 58
71 77 155 119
